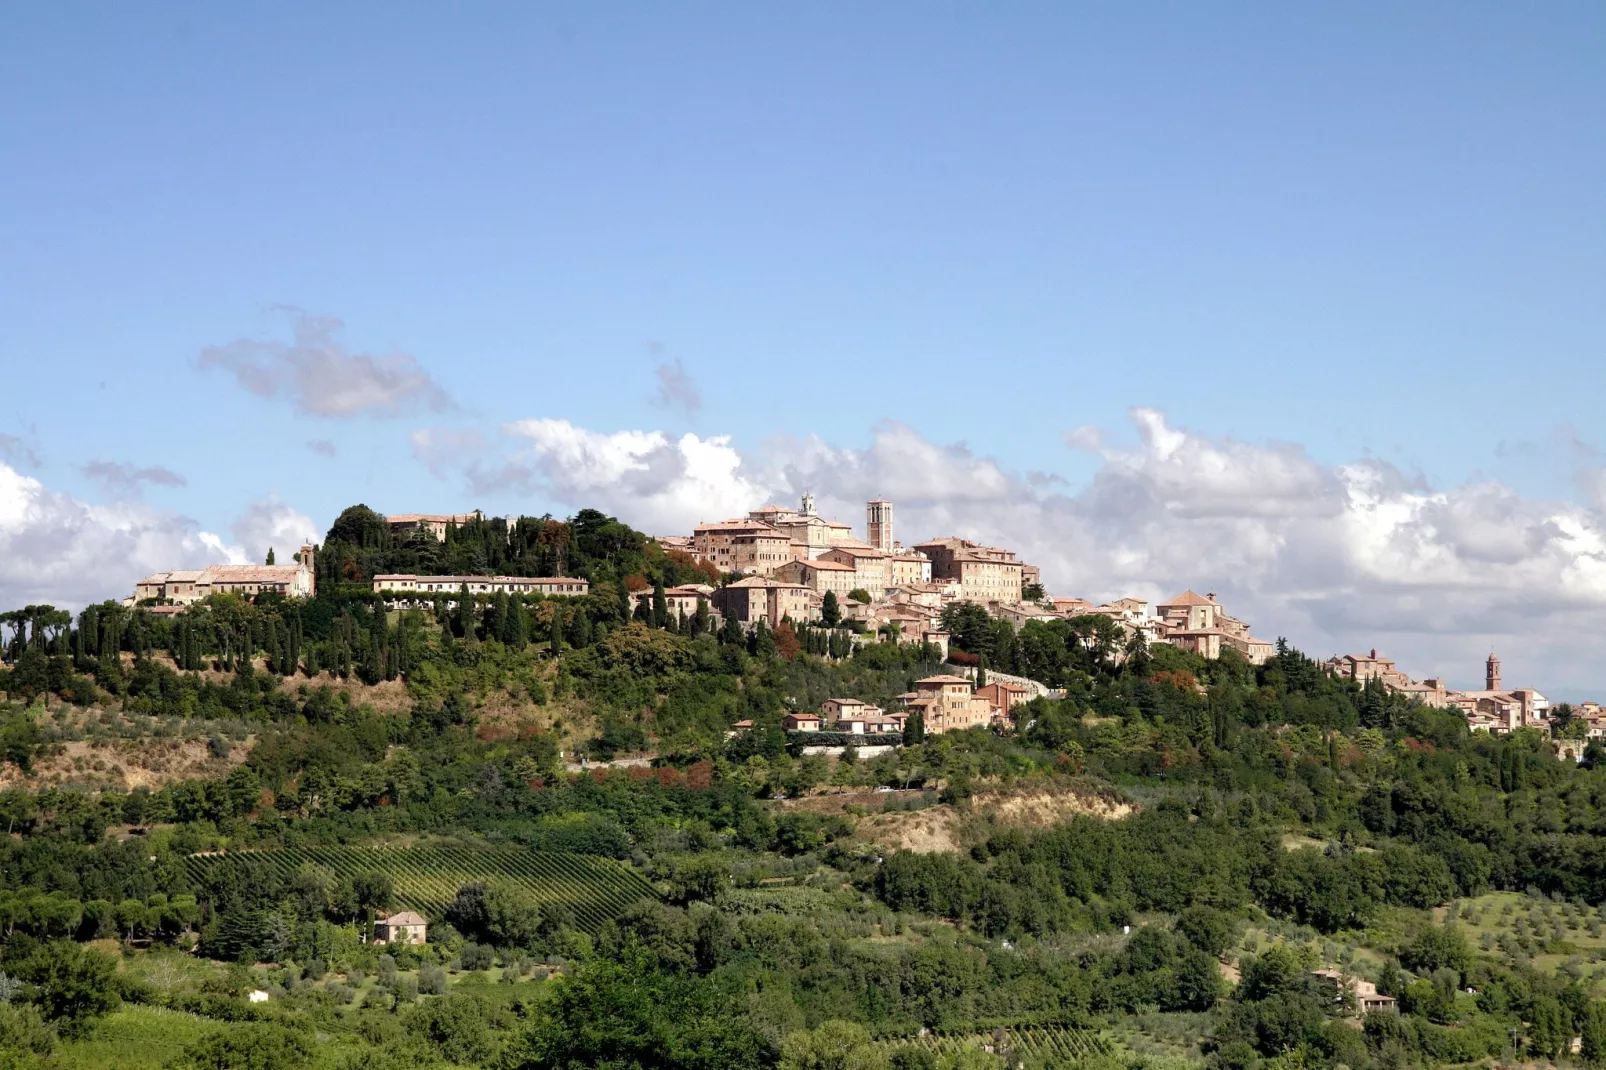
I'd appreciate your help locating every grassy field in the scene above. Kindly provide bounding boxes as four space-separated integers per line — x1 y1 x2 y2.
1436 891 1606 987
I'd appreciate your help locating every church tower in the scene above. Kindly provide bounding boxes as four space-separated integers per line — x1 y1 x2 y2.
1486 652 1501 691
867 499 893 553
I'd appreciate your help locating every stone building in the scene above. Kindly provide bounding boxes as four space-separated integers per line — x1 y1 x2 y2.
906 674 995 734
914 537 1025 605
776 558 858 599
372 575 589 597
711 576 816 629
387 513 479 541
133 545 317 605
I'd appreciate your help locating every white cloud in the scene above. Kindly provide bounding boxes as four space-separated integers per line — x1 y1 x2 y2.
485 418 764 534
230 497 319 566
476 408 1606 694
200 310 453 418
0 462 316 610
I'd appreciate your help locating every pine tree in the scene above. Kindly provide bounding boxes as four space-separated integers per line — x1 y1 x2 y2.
821 591 841 628
265 546 276 565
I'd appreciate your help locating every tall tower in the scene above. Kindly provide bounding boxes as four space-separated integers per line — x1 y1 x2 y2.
1486 652 1501 691
800 492 816 517
867 499 893 552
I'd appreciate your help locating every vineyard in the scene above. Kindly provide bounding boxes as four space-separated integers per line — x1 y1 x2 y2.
883 1025 1113 1065
186 845 659 929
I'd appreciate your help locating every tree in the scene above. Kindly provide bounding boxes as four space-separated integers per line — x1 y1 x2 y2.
903 712 925 746
821 591 841 628
265 547 276 566
352 872 394 944
16 941 120 1037
0 1002 55 1060
404 994 496 1065
1176 905 1234 958
503 598 527 649
976 655 988 689
1581 1001 1606 1066
780 1019 886 1070
848 588 872 605
652 581 669 629
549 606 564 658
499 949 772 1070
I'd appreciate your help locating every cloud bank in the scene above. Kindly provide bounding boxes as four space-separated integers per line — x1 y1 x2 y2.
0 462 316 610
467 409 1606 693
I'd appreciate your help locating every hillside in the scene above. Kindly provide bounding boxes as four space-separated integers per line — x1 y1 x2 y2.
3 507 1606 1069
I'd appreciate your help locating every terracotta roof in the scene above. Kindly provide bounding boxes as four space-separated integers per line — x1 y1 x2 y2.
916 674 972 685
388 513 475 524
791 559 854 571
1160 590 1217 607
382 911 427 925
694 519 781 533
824 546 888 560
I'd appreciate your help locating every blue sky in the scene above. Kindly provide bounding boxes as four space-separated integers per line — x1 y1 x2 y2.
3 3 1605 692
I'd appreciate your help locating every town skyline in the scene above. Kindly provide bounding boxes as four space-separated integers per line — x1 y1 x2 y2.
3 5 1605 693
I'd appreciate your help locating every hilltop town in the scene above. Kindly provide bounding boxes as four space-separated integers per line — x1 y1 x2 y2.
121 494 1591 751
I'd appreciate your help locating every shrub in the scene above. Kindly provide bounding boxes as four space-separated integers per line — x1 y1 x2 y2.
418 965 447 996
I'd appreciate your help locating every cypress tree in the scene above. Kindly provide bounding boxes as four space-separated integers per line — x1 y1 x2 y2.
487 592 509 644
652 581 669 629
692 598 710 638
505 599 527 649
903 711 925 746
751 620 774 659
550 606 564 658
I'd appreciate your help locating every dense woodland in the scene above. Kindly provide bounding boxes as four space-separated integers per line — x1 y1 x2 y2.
2 506 1606 1068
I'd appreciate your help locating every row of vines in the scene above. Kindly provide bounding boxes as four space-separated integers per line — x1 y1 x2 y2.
186 845 659 928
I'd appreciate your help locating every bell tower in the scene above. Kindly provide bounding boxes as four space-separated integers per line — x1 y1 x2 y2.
867 498 894 553
1485 652 1501 691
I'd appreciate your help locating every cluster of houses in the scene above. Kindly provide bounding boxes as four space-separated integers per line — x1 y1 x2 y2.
657 495 1283 668
751 671 1040 739
1326 649 1562 737
125 499 1585 745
